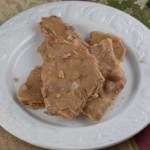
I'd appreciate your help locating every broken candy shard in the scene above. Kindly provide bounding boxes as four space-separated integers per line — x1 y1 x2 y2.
83 38 126 121
40 38 104 118
89 31 127 62
17 66 44 109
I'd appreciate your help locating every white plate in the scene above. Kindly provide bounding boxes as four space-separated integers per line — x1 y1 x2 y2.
0 1 150 149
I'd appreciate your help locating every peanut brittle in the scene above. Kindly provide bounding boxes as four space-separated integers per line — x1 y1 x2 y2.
83 38 126 121
17 16 127 122
17 66 44 109
40 16 88 46
89 31 126 62
40 39 104 118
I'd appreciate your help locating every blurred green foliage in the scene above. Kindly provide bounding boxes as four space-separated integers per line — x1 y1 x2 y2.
93 0 150 28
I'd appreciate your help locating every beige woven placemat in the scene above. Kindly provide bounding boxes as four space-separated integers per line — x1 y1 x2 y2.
0 0 141 149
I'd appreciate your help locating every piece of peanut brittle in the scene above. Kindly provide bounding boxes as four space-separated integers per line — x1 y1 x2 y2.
88 31 126 62
17 66 44 109
40 38 104 118
83 38 126 121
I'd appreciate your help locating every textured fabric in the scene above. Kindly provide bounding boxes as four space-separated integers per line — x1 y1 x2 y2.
0 0 149 149
135 126 150 150
0 0 59 24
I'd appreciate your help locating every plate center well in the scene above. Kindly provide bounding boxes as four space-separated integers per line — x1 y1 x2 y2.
7 20 140 127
